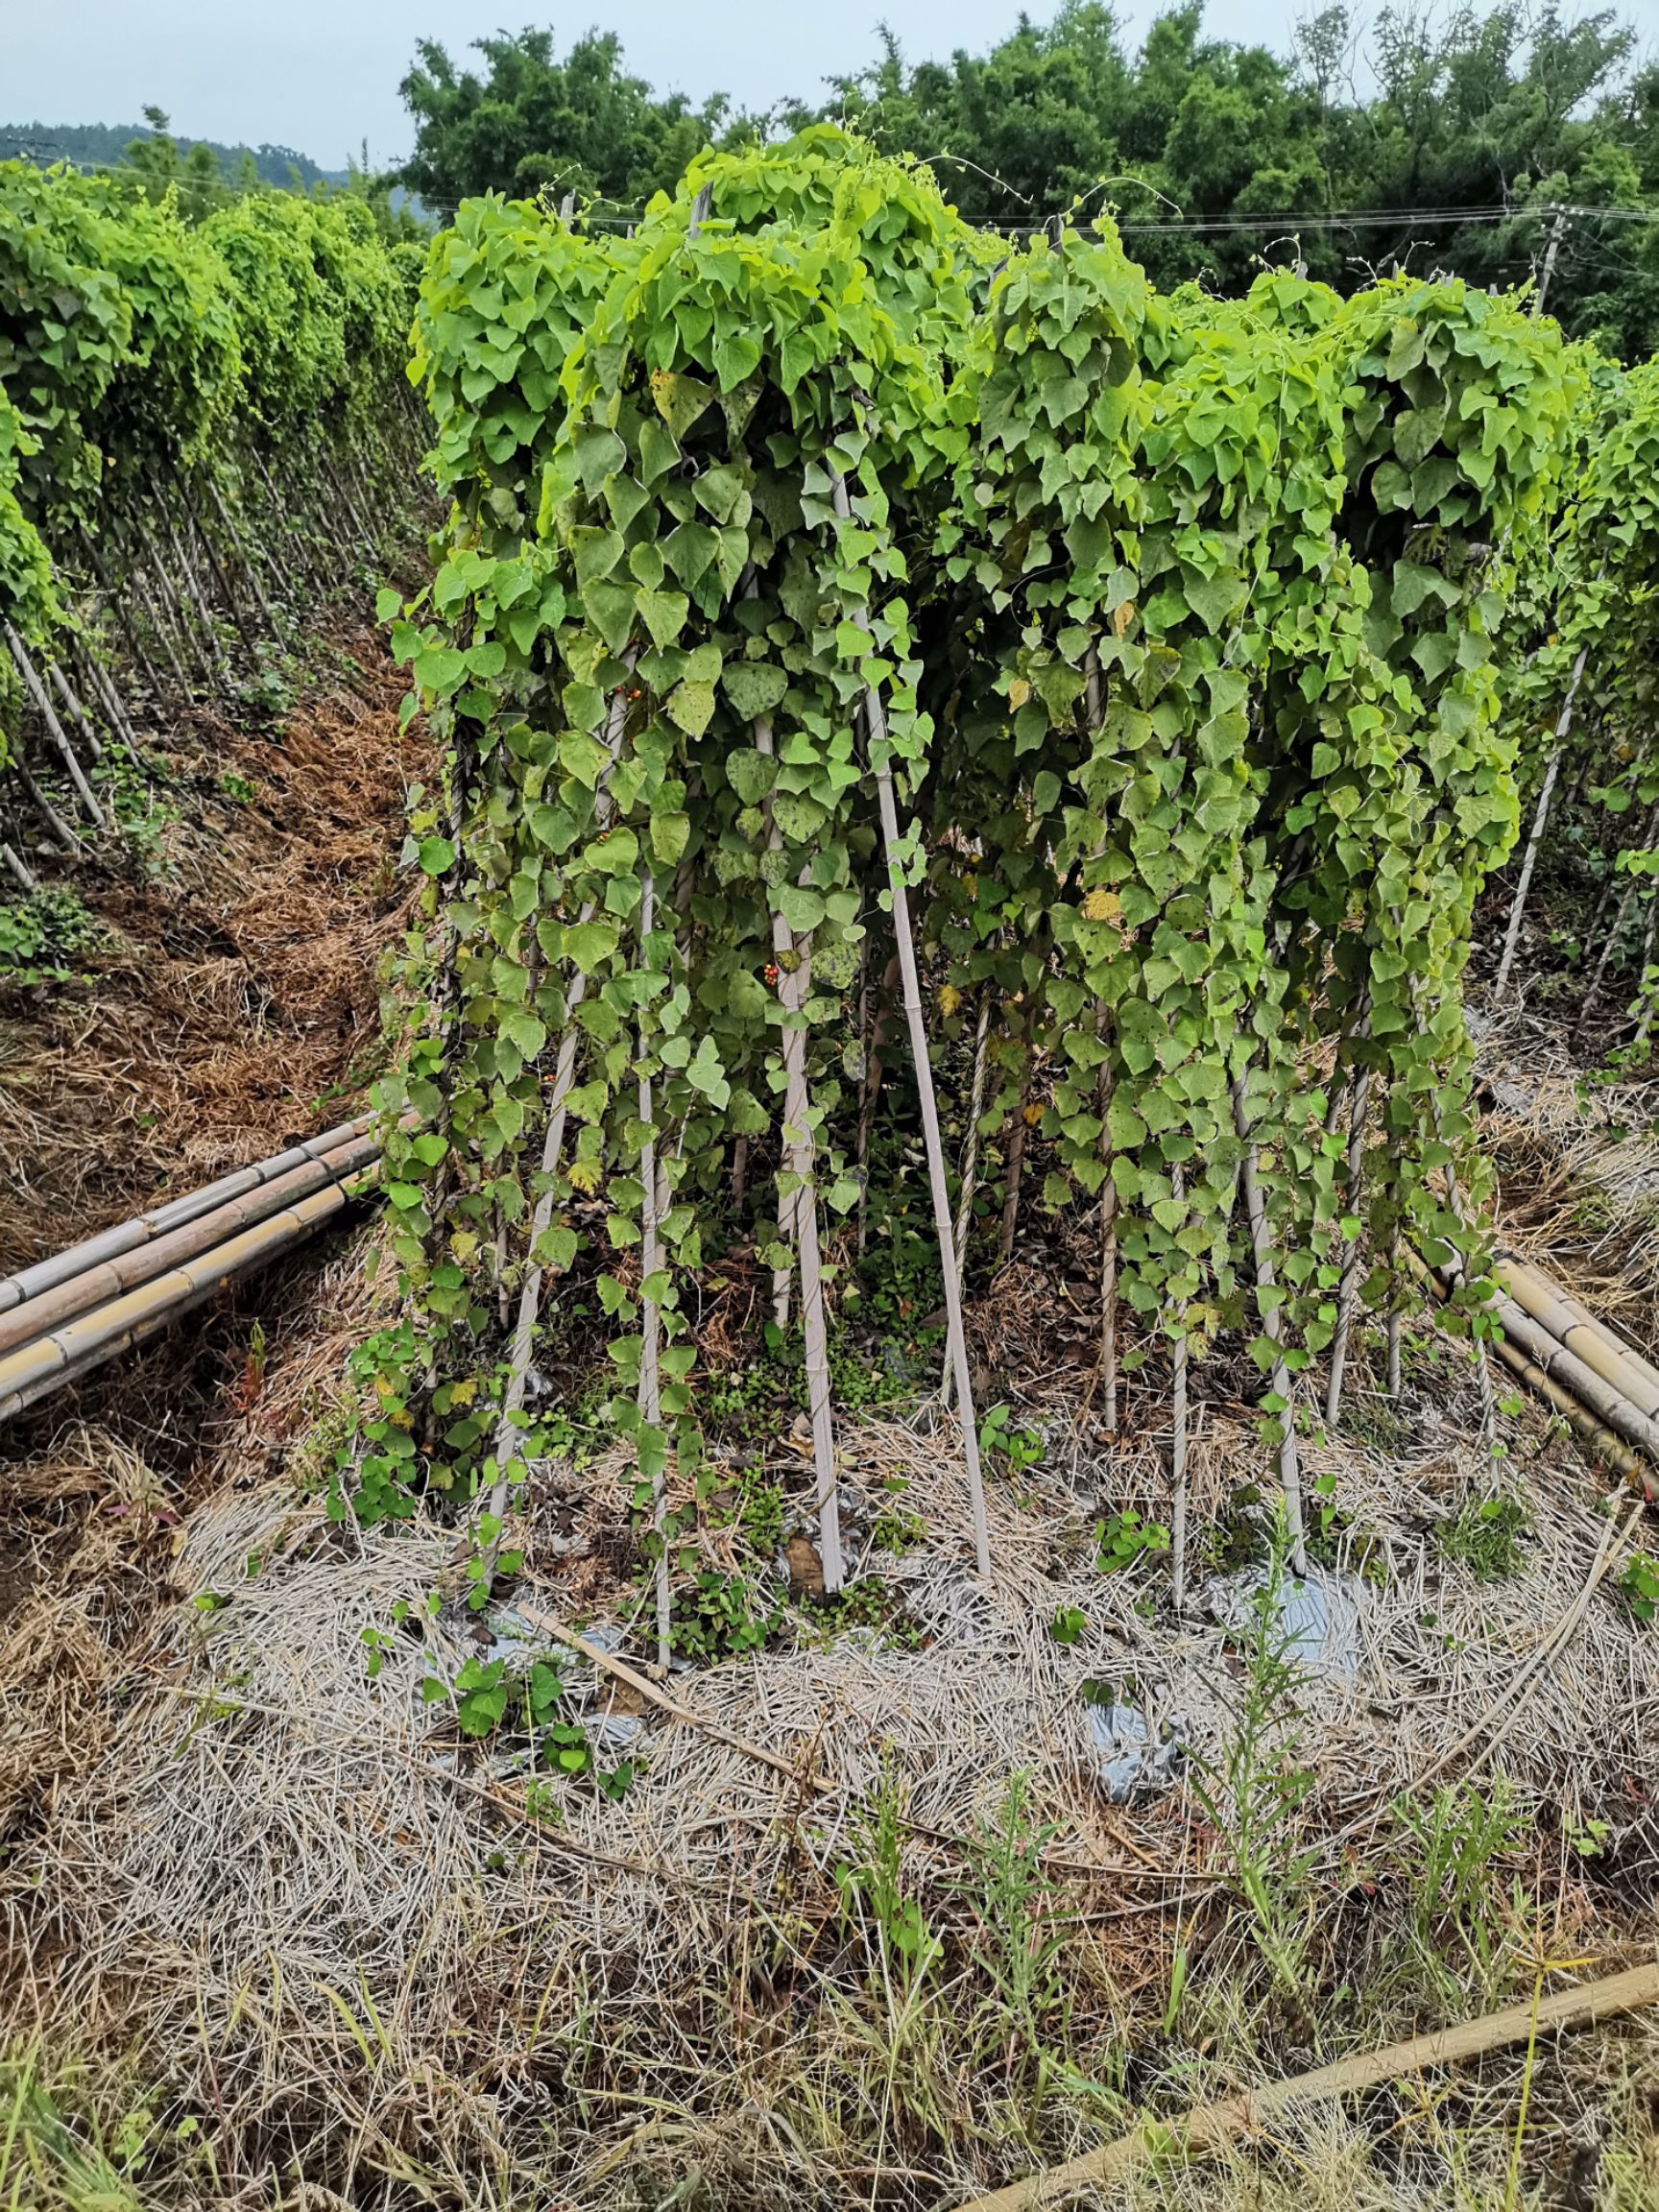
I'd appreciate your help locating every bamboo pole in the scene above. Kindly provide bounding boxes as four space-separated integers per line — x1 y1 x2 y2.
1576 799 1659 1037
998 1059 1033 1266
170 465 256 656
1490 1333 1647 1488
830 469 990 1579
204 468 277 633
1485 1286 1659 1464
1 840 38 893
0 1107 378 1313
0 1129 383 1358
1498 1252 1659 1414
746 584 843 1588
1097 1055 1118 1434
71 639 137 752
486 666 636 1523
941 989 993 1413
1493 642 1588 1001
1386 1123 1404 1402
635 867 672 1668
12 756 81 852
73 522 160 693
4 627 107 829
951 1962 1659 2212
44 660 103 763
1169 1160 1190 1611
1324 1060 1374 1429
1231 1070 1307 1572
148 471 230 674
0 1172 377 1426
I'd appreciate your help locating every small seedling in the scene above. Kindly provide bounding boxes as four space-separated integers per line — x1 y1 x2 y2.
1094 1507 1170 1574
979 1402 1044 1473
1618 1552 1659 1623
1049 1605 1086 1646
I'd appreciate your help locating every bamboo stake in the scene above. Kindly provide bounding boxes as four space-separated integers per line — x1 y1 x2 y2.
45 659 103 762
1445 1151 1500 1455
126 510 210 684
73 522 160 692
204 468 277 633
170 465 255 655
1385 1126 1404 1402
1 840 37 893
1630 886 1659 1050
126 551 193 691
1324 1059 1374 1429
12 755 80 852
1231 1070 1307 1572
730 1134 750 1211
1097 1048 1118 1434
148 470 230 671
746 603 843 1589
951 1963 1659 2212
636 867 671 1669
941 989 993 1413
486 666 636 1524
1493 642 1588 1001
830 469 990 1578
998 1059 1033 1266
4 627 107 828
1169 1161 1190 1611
71 640 137 752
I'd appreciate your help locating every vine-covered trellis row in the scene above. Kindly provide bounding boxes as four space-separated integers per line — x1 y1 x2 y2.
1492 357 1659 1046
0 162 425 882
374 127 1580 1622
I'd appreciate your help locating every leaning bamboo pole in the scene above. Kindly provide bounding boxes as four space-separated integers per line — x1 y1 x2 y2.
830 470 991 1580
952 1961 1659 2212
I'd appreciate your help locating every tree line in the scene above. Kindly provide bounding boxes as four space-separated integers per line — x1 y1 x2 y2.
396 3 1659 358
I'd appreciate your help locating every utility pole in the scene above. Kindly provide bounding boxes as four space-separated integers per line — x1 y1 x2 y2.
1532 204 1568 319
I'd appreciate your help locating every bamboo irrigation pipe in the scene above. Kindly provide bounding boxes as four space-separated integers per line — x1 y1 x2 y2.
0 1171 377 1426
952 1960 1659 2212
0 1128 383 1358
0 1109 376 1314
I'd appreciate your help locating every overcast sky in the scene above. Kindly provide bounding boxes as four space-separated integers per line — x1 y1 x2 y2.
8 0 1313 172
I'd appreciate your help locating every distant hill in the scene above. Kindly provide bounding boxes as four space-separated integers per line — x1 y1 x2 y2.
0 120 349 187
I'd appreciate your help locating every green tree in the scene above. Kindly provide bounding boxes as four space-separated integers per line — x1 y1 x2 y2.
397 27 739 211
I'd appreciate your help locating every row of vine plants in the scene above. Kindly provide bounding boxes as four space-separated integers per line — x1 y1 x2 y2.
0 161 423 885
367 127 1603 1623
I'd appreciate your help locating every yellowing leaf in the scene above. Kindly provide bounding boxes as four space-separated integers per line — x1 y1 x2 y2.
1007 677 1031 710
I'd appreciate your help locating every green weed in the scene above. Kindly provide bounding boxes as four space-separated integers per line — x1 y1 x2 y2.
1438 1492 1529 1579
0 886 105 986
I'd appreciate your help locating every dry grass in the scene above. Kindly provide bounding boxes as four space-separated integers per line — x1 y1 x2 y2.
0 614 420 1275
3 1312 1658 2209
